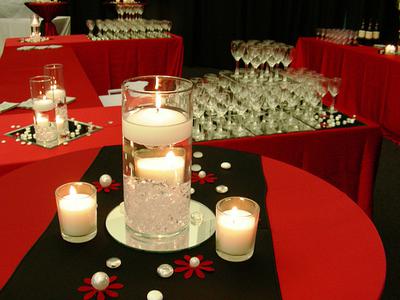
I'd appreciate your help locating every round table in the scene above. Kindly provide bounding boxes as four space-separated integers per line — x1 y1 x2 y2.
0 146 386 299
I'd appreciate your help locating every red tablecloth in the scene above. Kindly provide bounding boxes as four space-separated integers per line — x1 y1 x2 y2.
4 34 185 95
0 46 101 110
0 105 381 216
0 148 385 299
293 37 400 143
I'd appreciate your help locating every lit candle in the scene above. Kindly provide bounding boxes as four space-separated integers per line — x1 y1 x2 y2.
57 186 97 237
35 112 49 127
122 93 192 146
31 15 40 28
135 151 185 184
56 115 65 132
216 207 257 255
385 44 396 55
32 97 55 112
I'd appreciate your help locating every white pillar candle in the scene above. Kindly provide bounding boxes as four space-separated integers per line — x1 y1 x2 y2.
122 107 192 146
32 98 55 112
216 207 257 255
58 186 96 237
135 151 185 184
35 113 49 127
46 87 66 103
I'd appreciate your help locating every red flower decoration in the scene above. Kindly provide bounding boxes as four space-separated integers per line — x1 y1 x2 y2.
77 275 123 300
92 180 121 193
174 255 215 279
191 172 217 184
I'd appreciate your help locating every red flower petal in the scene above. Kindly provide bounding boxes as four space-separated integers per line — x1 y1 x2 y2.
104 188 110 192
108 283 124 290
109 275 117 283
105 290 119 298
174 259 188 266
84 278 92 285
199 266 215 272
184 255 191 262
196 255 204 261
175 266 189 273
97 291 105 300
184 269 194 279
78 286 94 292
84 290 97 300
195 268 205 279
200 260 213 266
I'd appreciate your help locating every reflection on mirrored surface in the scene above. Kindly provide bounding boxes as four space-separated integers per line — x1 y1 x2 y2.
4 119 102 149
106 200 216 253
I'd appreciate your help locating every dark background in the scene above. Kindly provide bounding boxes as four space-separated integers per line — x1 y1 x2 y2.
67 0 400 69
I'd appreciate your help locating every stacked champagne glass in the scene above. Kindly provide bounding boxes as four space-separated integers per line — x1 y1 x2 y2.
315 28 358 45
190 40 353 141
86 19 172 40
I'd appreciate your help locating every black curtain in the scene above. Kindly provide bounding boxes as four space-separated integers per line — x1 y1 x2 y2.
68 0 399 69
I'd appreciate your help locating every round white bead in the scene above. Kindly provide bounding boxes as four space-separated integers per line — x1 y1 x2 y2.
220 162 231 169
147 290 163 300
193 151 203 158
189 256 200 268
99 174 112 187
198 171 206 178
91 272 109 291
191 164 201 172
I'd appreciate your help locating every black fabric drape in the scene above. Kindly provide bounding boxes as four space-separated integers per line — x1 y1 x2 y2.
68 0 398 68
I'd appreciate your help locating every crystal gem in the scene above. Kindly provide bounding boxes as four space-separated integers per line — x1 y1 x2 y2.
106 257 121 269
198 171 206 178
157 264 174 278
147 290 163 300
220 162 231 169
193 151 203 158
99 174 112 188
216 185 228 194
91 272 109 291
191 164 201 172
189 256 200 268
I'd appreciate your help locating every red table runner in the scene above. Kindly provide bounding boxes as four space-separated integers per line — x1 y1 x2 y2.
293 37 400 143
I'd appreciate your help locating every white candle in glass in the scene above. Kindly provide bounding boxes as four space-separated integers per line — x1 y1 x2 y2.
35 112 49 127
58 186 96 237
216 207 257 255
46 86 66 103
122 93 192 146
385 45 396 55
135 151 185 184
32 97 55 112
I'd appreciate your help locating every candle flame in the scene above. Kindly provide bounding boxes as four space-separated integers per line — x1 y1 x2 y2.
166 151 175 159
69 185 77 195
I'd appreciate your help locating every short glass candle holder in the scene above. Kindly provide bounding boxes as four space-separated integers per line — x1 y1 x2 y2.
216 197 260 262
55 182 97 243
122 75 193 239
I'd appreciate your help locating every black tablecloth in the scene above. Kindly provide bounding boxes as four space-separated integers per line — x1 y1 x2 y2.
0 146 281 299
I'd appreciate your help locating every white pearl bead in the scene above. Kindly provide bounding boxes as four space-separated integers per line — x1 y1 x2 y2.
189 256 200 268
198 171 206 178
99 174 112 187
91 272 110 291
147 290 163 300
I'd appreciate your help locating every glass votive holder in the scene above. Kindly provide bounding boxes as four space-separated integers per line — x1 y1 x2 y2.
216 196 260 262
55 182 97 243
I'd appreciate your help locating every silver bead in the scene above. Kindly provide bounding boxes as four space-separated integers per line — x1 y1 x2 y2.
106 257 121 269
193 151 203 158
91 272 110 291
198 171 206 178
191 164 201 172
216 185 228 194
99 174 112 188
157 264 174 278
147 290 163 300
189 256 200 268
220 162 231 170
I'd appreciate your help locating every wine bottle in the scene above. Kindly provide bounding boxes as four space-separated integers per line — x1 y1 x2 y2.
365 19 373 45
358 20 366 45
372 21 380 44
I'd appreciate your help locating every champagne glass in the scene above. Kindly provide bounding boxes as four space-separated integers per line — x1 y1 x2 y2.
328 77 341 113
231 40 245 78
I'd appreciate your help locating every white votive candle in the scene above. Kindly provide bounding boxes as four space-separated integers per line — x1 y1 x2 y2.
135 151 185 184
216 197 260 262
385 44 396 55
46 87 66 103
55 183 97 243
35 113 49 127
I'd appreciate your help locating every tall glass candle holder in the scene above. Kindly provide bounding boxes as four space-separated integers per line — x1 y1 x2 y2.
30 75 58 147
122 75 193 239
55 182 97 243
216 197 260 262
43 63 68 139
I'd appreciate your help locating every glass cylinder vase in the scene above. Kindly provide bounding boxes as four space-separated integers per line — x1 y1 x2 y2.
122 75 193 239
